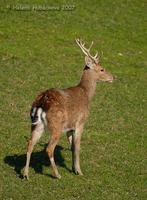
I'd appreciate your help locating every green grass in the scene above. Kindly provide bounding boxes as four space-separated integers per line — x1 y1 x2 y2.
0 0 147 199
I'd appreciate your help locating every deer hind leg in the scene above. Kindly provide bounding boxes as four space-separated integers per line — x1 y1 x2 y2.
46 132 61 179
72 125 83 175
23 123 44 180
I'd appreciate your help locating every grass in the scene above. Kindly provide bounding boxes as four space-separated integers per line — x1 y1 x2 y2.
0 0 147 199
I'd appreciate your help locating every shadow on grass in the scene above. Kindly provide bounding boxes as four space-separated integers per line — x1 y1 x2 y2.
4 144 71 179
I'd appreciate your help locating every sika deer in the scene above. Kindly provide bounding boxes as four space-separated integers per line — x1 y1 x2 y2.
23 39 114 179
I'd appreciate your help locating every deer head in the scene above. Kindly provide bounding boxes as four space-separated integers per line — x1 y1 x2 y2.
76 39 114 83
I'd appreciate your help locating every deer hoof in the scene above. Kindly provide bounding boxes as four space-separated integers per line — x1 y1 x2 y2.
74 169 83 176
76 171 83 176
23 170 29 180
23 174 29 180
55 174 61 179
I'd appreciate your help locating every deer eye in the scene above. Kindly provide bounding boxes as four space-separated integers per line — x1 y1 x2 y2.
100 69 104 72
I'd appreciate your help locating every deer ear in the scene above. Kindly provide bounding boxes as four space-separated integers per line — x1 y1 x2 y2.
85 56 93 69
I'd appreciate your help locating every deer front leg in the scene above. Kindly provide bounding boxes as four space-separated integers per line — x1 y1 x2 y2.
72 125 83 175
46 132 61 179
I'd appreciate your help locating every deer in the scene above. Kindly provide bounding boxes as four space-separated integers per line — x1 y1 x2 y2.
23 39 114 180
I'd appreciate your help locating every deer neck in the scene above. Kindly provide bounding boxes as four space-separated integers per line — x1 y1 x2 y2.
78 67 97 102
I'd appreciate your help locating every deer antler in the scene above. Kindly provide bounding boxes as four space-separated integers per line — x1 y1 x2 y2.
75 38 99 63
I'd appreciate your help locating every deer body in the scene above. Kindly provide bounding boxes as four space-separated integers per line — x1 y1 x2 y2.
31 85 89 136
24 39 114 179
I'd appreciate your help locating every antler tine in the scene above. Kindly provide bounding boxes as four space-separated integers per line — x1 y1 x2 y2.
94 52 99 59
81 41 85 46
88 41 93 51
75 38 100 63
93 52 100 63
76 39 93 57
75 39 89 57
79 40 93 53
95 50 103 60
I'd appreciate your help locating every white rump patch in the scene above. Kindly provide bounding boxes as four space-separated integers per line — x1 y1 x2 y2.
31 107 47 126
31 107 37 118
37 108 43 123
41 111 47 126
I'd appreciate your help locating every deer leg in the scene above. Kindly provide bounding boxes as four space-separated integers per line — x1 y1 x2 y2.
66 130 73 150
72 125 83 175
23 123 44 180
46 132 61 179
